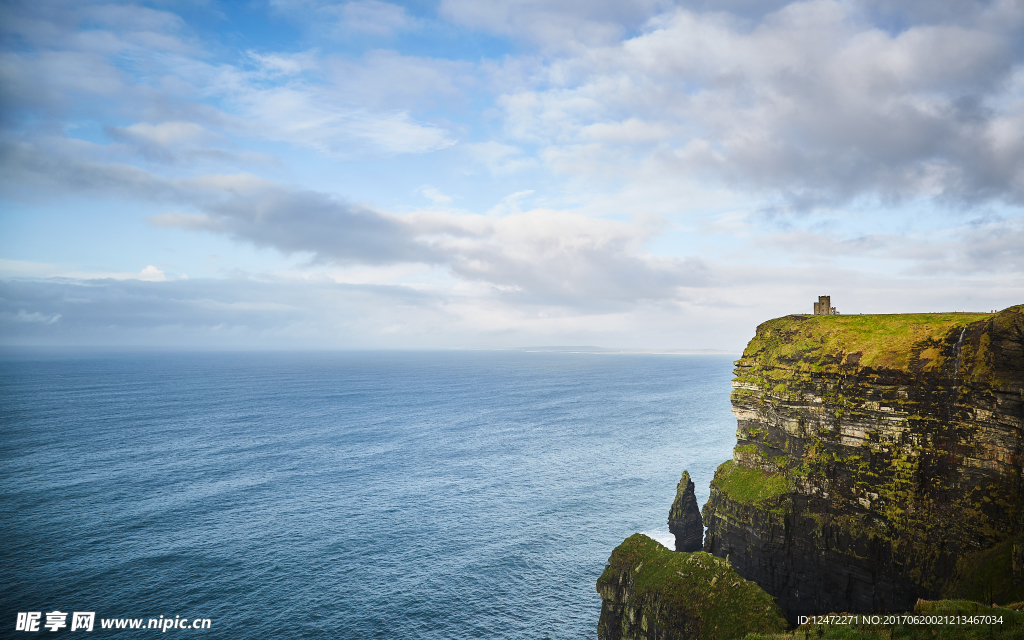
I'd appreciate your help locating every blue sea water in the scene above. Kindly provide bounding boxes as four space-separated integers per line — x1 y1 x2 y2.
0 351 737 638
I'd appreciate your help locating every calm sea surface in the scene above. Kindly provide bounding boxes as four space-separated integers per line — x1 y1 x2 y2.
0 351 737 638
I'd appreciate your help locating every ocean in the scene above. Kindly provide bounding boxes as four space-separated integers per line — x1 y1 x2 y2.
0 351 738 638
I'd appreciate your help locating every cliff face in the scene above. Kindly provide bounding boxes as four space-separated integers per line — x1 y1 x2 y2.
702 305 1024 618
669 471 704 552
596 534 788 640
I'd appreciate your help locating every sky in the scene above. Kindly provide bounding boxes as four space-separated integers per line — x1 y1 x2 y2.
1 0 1022 350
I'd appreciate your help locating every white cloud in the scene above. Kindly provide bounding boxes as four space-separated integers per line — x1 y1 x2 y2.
1 6 458 157
226 85 457 155
2 262 1020 350
267 0 420 36
5 133 1020 315
464 141 538 174
78 4 188 39
438 0 677 50
7 309 62 324
148 211 220 230
2 0 1022 350
138 265 167 281
0 258 182 282
248 51 319 77
153 182 710 304
102 121 273 165
323 50 472 110
338 1 416 34
490 0 1024 207
113 122 211 147
483 189 535 216
579 118 679 143
417 186 453 204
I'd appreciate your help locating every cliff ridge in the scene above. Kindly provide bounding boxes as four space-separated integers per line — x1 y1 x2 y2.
702 305 1024 618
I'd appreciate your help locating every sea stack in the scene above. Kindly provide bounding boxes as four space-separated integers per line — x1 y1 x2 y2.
668 470 703 552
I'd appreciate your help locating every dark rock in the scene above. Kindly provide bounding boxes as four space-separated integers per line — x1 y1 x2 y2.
668 470 704 552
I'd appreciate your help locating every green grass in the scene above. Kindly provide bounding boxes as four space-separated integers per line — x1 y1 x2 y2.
742 311 1002 374
598 534 789 640
712 460 791 505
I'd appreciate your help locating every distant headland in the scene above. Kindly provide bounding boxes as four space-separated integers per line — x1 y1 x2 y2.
511 346 740 355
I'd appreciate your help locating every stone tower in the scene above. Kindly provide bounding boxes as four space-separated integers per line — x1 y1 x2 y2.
813 296 837 315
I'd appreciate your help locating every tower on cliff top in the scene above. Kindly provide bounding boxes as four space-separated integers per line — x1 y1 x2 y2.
813 295 838 315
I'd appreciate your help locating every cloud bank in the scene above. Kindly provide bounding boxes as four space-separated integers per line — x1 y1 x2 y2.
1 0 1022 349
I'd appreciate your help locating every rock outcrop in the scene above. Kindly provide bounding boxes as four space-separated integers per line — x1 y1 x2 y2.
596 534 788 640
668 471 704 552
702 305 1024 619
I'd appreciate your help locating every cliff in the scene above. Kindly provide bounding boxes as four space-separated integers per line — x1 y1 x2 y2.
669 471 704 552
702 304 1024 618
596 534 788 640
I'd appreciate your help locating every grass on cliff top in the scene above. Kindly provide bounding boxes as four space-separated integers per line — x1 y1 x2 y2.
599 534 789 640
742 311 995 373
713 460 791 505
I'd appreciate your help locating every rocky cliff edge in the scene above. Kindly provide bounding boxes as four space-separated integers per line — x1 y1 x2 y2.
702 305 1024 618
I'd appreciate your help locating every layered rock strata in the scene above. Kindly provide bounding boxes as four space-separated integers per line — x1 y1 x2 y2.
596 534 788 640
702 305 1024 619
668 470 704 552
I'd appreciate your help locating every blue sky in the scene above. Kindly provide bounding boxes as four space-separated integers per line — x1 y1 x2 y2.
1 0 1022 349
